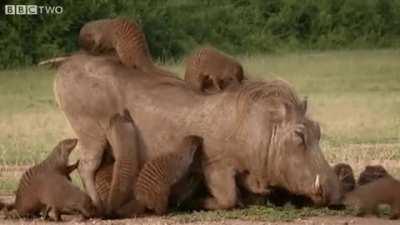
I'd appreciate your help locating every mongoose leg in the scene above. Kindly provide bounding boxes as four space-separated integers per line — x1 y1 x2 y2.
154 192 169 215
203 166 237 210
52 208 61 221
42 206 51 220
116 199 145 218
78 139 106 214
390 202 400 220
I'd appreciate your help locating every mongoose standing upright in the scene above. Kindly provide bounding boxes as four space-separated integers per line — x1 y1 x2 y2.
9 139 96 221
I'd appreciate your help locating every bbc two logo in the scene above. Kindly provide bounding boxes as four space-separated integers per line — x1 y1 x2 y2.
4 5 63 15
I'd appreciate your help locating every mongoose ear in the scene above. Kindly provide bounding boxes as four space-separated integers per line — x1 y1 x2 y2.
60 138 78 153
66 160 79 174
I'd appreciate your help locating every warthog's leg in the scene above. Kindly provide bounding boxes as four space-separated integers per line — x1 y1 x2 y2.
203 166 238 210
78 138 106 213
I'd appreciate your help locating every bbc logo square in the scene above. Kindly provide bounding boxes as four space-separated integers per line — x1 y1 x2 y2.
26 5 37 15
15 5 27 15
4 5 15 15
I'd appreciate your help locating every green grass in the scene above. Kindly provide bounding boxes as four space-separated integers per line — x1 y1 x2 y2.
0 49 399 221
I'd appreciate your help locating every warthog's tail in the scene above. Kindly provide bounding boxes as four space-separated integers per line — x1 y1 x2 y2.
38 56 70 68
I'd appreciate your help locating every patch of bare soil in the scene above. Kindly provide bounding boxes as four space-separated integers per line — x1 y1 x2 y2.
0 215 397 225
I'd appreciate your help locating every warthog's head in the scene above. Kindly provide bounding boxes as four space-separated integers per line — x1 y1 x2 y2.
235 80 341 206
47 138 79 175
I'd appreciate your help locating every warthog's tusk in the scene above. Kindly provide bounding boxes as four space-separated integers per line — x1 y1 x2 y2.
314 174 321 194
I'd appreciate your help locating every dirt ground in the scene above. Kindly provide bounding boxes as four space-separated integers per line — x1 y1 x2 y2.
0 216 398 225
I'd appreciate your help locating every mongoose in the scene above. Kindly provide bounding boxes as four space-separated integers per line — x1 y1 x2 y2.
79 18 173 76
184 47 244 94
344 176 400 219
135 135 203 214
9 139 96 221
358 165 389 186
94 153 113 208
333 163 356 193
104 110 141 216
95 136 202 217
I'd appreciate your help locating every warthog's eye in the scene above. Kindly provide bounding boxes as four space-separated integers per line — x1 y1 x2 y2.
294 129 306 146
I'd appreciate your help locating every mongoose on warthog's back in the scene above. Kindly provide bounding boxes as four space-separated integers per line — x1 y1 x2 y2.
344 176 400 219
333 163 355 193
135 135 203 214
10 139 96 220
358 165 389 186
184 47 244 94
79 18 173 76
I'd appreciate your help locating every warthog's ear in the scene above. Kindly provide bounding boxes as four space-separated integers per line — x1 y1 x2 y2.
300 97 308 116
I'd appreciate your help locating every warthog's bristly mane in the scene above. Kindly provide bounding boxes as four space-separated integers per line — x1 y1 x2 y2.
236 79 301 108
234 79 302 130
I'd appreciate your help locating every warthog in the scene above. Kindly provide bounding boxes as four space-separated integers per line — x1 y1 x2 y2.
53 53 341 211
333 163 355 193
79 18 173 76
344 176 400 219
8 139 96 220
184 47 244 94
358 165 389 186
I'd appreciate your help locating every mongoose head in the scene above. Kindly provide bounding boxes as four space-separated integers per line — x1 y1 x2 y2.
358 165 389 186
333 163 356 193
47 138 79 174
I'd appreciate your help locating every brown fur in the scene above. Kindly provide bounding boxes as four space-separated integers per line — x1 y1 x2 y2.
79 18 173 76
333 163 355 193
94 135 202 217
135 135 202 214
358 165 389 186
9 139 96 220
94 156 113 208
101 110 141 216
54 53 341 211
344 176 400 219
184 47 244 94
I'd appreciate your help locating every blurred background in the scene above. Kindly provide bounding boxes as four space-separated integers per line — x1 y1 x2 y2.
0 0 399 204
1 0 400 68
